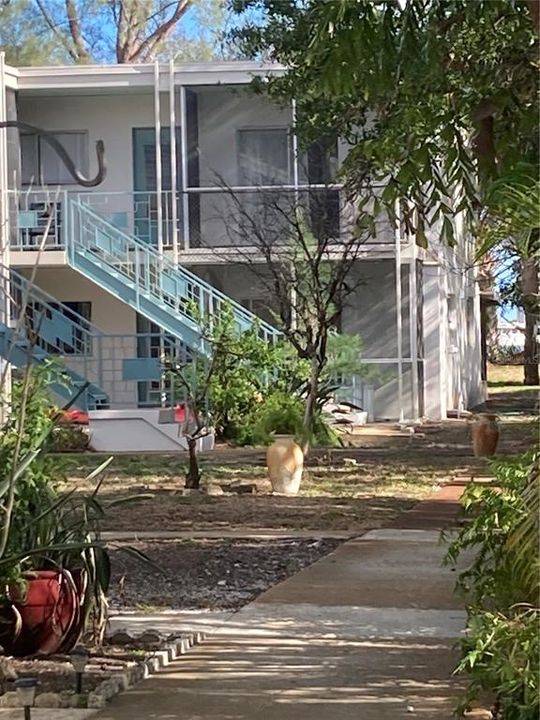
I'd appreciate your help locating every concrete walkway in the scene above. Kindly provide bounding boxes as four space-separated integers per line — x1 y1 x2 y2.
94 483 467 720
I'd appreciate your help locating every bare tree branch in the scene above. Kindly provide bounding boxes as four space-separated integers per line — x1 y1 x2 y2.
202 180 370 452
125 0 191 63
34 0 80 62
65 0 91 62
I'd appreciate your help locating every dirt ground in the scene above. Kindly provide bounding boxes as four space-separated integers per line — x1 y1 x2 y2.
56 375 537 534
56 417 531 533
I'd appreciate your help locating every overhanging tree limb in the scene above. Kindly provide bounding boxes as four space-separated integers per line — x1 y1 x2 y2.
34 0 80 62
65 0 91 62
124 0 191 62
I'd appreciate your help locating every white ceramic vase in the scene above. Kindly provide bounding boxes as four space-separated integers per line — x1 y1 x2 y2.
266 434 304 495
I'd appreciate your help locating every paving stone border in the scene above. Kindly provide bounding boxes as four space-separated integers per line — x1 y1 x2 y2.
0 630 205 710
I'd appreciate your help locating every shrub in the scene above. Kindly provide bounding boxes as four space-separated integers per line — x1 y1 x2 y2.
445 451 539 718
50 424 90 452
234 390 340 447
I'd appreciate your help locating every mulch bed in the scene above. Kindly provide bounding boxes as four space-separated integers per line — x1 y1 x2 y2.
109 537 342 610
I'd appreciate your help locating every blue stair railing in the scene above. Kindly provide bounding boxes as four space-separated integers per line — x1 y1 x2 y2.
0 269 109 410
67 197 281 352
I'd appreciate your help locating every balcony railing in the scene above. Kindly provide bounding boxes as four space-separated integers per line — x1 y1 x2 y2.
9 186 398 254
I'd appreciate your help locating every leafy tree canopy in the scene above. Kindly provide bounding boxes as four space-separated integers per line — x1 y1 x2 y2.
232 0 539 247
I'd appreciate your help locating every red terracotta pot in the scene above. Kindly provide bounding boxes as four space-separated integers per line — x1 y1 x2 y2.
5 569 80 657
58 568 88 653
471 413 500 457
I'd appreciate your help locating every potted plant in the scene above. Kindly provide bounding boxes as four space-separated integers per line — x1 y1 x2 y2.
0 364 153 656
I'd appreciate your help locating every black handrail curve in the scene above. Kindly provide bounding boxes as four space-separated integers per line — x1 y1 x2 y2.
0 121 106 187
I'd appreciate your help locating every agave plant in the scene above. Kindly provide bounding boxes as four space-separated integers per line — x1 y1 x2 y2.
0 363 156 651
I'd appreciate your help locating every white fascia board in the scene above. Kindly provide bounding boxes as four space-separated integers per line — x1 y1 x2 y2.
3 65 19 90
15 61 285 93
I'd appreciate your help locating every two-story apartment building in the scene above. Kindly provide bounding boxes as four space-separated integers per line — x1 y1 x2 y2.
0 57 484 451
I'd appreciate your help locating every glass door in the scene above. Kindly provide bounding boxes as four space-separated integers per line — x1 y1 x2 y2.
132 127 181 247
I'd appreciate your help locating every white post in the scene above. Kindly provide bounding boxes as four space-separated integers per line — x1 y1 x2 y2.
169 59 178 264
289 99 299 330
291 99 300 191
457 282 465 418
153 62 163 255
472 256 484 403
409 246 419 420
179 84 190 250
439 259 448 419
395 202 405 423
0 52 10 423
0 52 7 273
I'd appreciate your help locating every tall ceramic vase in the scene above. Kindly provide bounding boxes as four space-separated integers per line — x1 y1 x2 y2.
266 434 304 495
471 413 499 457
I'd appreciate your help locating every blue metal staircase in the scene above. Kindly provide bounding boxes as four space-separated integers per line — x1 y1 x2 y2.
66 198 281 352
0 270 109 410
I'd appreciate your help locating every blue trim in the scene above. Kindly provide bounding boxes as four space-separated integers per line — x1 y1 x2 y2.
111 212 128 229
18 210 38 229
122 357 161 381
41 314 73 346
96 229 112 253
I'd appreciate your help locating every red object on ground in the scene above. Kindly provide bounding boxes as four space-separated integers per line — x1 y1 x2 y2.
174 404 187 423
7 570 80 656
61 409 89 425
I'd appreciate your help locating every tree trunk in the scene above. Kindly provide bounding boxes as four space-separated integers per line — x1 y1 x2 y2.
185 437 201 489
523 311 539 385
522 258 539 386
301 359 320 456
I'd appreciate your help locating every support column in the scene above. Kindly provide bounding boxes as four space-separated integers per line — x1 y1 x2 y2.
0 52 10 424
409 253 419 421
291 99 299 192
179 85 190 251
168 60 178 264
422 263 445 420
472 263 485 405
394 204 404 423
153 62 163 255
439 263 449 419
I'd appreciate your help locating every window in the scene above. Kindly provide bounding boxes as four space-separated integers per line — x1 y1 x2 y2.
136 314 185 407
237 128 291 186
21 131 88 186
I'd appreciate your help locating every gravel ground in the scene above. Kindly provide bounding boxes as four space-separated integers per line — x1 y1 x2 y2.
109 538 342 611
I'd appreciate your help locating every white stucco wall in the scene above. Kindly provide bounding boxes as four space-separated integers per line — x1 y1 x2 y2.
18 92 160 194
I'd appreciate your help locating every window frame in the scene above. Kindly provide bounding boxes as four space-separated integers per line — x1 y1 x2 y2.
20 130 89 187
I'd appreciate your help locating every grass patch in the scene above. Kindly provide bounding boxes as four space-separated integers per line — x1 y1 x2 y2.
488 363 539 392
